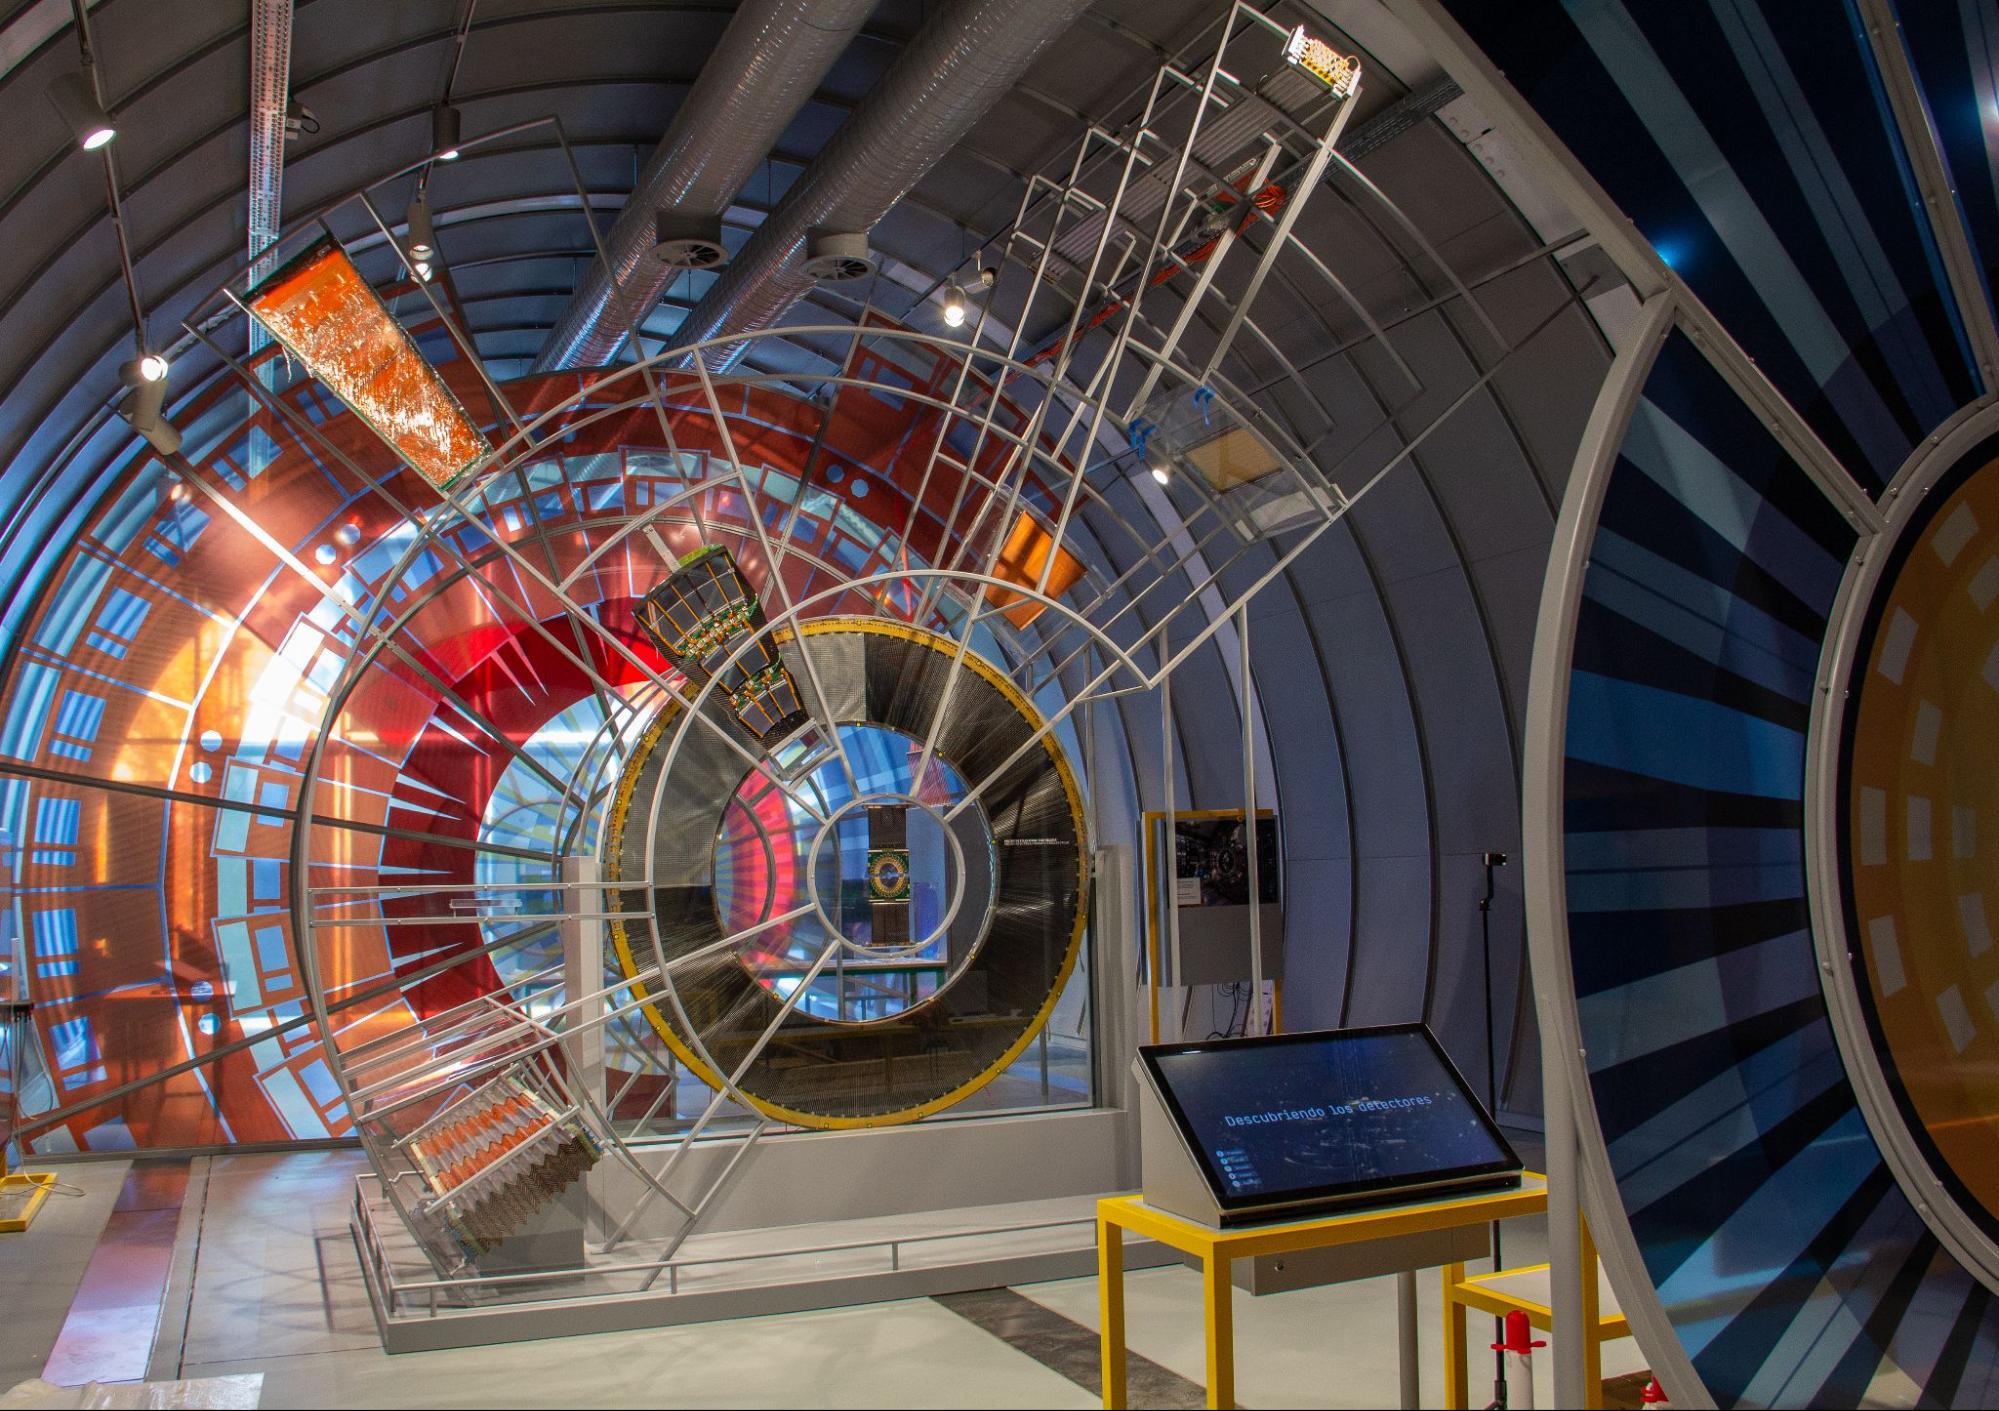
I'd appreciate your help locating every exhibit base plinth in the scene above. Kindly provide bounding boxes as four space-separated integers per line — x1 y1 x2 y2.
353 1188 1173 1353
0 1170 55 1232
351 1101 1148 1351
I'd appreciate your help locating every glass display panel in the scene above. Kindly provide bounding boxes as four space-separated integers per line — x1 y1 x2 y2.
1840 431 1999 1243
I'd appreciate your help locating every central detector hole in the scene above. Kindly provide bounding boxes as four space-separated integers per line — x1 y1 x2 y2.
815 799 942 950
713 724 994 1023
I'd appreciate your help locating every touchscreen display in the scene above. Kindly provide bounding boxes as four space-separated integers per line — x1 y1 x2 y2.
1144 1026 1517 1208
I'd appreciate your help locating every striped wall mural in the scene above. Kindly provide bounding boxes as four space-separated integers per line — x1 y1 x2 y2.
1426 0 1999 1404
1564 333 1999 1406
1442 0 1984 490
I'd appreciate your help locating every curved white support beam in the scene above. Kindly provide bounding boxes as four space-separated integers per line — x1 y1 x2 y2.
1519 292 1713 1409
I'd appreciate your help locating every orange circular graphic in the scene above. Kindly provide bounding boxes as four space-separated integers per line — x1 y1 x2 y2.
1846 452 1999 1232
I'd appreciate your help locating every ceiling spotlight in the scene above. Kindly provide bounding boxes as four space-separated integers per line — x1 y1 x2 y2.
48 72 115 151
942 284 968 329
404 192 438 262
1150 459 1172 485
118 355 180 455
431 104 462 161
120 353 170 388
410 258 434 283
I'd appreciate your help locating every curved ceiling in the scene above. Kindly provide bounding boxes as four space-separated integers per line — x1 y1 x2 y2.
0 0 1621 1141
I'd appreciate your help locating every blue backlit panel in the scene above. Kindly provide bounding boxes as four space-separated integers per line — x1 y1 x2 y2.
1564 330 1999 1406
1895 0 1999 322
1446 0 1981 490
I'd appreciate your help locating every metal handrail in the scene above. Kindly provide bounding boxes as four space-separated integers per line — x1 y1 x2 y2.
357 1166 1103 1308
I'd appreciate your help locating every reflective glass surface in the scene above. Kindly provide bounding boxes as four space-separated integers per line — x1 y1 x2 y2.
713 724 992 1023
0 342 1099 1151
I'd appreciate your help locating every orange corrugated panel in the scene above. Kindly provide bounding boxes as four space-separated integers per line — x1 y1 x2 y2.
246 236 490 491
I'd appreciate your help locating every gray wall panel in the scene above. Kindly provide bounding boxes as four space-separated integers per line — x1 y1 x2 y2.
1300 587 1430 861
1464 542 1555 768
1404 391 1556 564
1279 857 1356 1031
1379 564 1516 856
1344 463 1464 586
1166 638 1243 811
1248 603 1349 864
1344 852 1434 1025
1279 520 1378 611
1426 848 1526 1112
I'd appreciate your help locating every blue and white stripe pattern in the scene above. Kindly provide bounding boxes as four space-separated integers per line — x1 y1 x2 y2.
1896 2 1999 326
1447 0 1981 491
1437 0 1999 1400
1564 333 1999 1405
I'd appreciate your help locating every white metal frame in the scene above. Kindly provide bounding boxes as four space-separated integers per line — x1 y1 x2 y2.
1803 396 1999 1296
1518 292 1700 1410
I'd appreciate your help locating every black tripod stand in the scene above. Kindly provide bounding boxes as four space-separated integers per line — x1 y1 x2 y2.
1480 850 1510 1410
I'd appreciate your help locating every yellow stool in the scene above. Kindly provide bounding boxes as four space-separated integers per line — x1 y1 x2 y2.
1442 1217 1632 1410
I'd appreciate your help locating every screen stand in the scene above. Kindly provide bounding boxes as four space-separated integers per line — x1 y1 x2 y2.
1133 1058 1487 1293
1135 1057 1224 1227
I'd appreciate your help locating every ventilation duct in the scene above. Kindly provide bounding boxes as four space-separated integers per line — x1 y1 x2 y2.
531 0 875 372
652 212 728 272
802 229 873 282
673 0 1094 373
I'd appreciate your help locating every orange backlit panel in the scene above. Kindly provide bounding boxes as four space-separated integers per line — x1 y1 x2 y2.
1184 425 1283 491
246 237 489 491
984 512 1085 629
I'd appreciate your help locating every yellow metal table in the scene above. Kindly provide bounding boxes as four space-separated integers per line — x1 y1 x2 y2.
1097 1175 1549 1410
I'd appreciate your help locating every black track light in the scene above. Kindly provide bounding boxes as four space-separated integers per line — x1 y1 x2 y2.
431 105 462 161
48 72 115 151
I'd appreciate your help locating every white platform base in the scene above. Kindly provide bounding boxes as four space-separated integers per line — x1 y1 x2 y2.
354 1192 1174 1354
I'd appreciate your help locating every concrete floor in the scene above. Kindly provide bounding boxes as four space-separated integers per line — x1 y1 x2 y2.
2 1146 1653 1409
0 1160 129 1390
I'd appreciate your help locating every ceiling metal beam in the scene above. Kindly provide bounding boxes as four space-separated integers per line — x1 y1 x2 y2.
247 0 293 368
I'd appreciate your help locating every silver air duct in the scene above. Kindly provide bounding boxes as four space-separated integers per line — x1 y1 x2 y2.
532 0 876 372
674 0 1095 373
